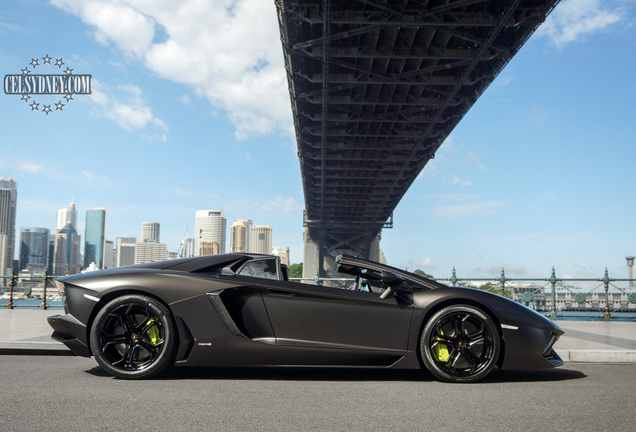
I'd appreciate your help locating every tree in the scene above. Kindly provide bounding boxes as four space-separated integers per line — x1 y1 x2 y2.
288 263 303 279
414 269 434 279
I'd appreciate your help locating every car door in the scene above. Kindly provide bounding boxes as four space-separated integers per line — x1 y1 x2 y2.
258 278 414 352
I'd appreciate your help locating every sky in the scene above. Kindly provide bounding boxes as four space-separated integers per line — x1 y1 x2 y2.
1 0 636 285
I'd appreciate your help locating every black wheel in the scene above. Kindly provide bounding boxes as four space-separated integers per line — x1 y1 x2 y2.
420 305 500 383
89 294 177 379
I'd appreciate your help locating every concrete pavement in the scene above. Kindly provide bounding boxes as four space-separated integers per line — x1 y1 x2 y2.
0 308 635 362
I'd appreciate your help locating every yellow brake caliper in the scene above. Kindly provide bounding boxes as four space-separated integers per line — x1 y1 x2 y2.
146 318 162 345
433 328 450 363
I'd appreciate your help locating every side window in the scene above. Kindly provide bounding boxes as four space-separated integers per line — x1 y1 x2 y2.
238 259 279 280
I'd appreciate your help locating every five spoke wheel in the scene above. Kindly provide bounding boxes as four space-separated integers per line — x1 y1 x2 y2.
420 305 500 383
90 294 177 379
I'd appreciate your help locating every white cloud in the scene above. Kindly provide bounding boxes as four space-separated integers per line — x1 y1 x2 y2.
52 0 293 140
431 200 508 220
447 175 471 186
172 187 194 196
90 80 168 140
259 196 304 213
81 170 94 179
18 161 44 173
245 152 252 162
487 264 527 276
538 0 623 48
409 258 435 270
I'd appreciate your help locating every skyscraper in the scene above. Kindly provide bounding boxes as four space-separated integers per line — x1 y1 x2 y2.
194 210 226 255
84 208 106 270
0 177 17 277
19 227 50 273
52 223 81 276
56 201 77 231
249 225 272 254
230 219 252 253
115 237 136 267
141 222 160 243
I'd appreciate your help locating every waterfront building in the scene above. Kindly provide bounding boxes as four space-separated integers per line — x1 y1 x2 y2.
141 222 160 243
134 241 168 264
114 237 136 267
271 247 290 265
56 201 77 231
18 227 50 273
0 177 17 277
194 210 226 255
51 223 81 276
200 241 219 256
250 225 272 255
84 208 106 270
179 237 195 258
230 219 252 253
103 239 114 269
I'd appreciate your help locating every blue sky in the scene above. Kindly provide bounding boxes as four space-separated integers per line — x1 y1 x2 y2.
1 0 635 283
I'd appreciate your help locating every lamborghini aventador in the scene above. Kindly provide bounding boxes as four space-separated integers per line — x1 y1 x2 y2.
48 253 563 382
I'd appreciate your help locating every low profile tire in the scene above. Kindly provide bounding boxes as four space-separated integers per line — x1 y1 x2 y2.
89 294 177 379
420 304 500 383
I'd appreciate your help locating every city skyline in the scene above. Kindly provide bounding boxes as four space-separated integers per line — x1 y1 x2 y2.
2 1 636 280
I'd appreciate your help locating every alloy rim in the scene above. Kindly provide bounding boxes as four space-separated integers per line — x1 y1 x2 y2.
98 303 165 371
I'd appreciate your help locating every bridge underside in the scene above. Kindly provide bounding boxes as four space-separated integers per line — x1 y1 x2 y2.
275 0 559 277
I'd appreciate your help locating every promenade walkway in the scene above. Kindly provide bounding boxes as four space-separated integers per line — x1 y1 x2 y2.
1 309 635 362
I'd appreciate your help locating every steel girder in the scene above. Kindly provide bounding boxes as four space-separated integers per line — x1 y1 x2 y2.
276 0 559 261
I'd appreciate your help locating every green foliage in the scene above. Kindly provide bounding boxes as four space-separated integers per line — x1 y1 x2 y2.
288 263 303 279
414 269 434 279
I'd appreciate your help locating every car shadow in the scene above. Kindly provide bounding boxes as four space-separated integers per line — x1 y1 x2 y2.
85 365 586 383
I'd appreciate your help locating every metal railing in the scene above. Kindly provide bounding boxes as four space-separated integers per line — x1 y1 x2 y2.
3 267 636 321
291 267 636 322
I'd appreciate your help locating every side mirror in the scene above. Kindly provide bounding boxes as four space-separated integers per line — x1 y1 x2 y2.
379 271 404 299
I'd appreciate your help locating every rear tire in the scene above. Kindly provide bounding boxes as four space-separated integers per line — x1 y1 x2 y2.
90 294 177 379
420 304 500 383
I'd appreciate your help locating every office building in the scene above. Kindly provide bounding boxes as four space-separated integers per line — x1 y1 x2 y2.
0 177 18 277
200 241 219 256
51 222 81 276
179 237 195 258
271 247 290 266
84 208 106 270
194 210 226 255
250 225 272 254
56 201 77 231
134 241 167 264
141 222 160 243
230 219 252 253
18 227 50 273
115 237 137 267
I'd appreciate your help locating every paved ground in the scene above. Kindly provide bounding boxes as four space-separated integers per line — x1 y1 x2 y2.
1 355 634 431
1 309 635 362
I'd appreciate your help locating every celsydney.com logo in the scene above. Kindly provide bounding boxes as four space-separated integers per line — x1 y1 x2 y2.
3 54 92 115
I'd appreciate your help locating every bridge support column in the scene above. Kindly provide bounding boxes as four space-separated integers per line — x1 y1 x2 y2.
302 228 382 281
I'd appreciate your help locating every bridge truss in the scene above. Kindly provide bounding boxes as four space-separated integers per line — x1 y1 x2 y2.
275 0 560 277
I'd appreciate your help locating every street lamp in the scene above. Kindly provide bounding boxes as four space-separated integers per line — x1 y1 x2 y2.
626 256 635 289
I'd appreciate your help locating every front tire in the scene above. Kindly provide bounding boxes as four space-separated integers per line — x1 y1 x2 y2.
89 294 177 379
420 305 500 383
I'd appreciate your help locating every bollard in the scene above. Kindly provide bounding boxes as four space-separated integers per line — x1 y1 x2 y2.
7 271 16 309
549 268 558 321
41 270 48 310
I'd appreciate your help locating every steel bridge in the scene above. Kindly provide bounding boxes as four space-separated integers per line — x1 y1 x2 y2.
275 0 560 278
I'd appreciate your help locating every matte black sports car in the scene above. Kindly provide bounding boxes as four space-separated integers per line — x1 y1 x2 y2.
48 253 563 382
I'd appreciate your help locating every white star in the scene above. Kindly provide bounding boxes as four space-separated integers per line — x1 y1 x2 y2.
42 54 52 64
43 105 52 115
64 93 74 102
30 101 40 111
21 94 31 103
21 67 31 75
30 58 39 68
55 58 64 68
55 101 65 111
64 66 73 75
